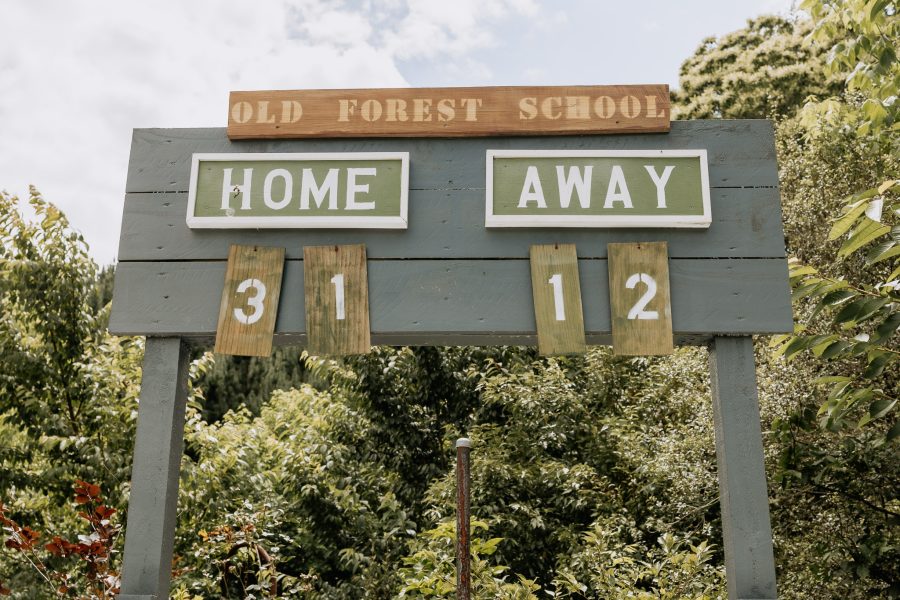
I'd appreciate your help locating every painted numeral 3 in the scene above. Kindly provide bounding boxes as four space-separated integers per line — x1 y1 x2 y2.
331 273 346 320
233 278 267 325
548 273 565 321
625 273 658 320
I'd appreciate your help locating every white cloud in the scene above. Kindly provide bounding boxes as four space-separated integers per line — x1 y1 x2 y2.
0 0 537 264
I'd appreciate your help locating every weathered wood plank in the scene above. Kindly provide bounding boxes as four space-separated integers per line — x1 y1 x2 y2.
109 258 793 341
116 187 785 261
119 338 189 598
530 244 586 355
608 242 674 355
124 121 778 194
214 245 285 357
303 244 371 355
227 85 670 138
709 337 779 599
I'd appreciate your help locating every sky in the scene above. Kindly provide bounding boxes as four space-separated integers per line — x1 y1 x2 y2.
0 0 797 265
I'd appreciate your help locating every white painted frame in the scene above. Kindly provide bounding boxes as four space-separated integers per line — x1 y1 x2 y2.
186 152 409 229
485 149 711 228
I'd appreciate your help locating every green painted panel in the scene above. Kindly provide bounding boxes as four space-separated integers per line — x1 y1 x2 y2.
187 152 408 228
488 150 710 227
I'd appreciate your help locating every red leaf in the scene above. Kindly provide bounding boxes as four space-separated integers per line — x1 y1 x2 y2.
74 495 90 505
95 505 116 519
0 581 10 595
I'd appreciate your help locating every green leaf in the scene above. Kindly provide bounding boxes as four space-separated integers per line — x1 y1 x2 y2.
878 179 899 194
821 340 850 359
863 351 894 379
887 419 900 441
875 311 900 340
828 199 869 240
865 240 900 265
859 397 896 426
838 218 891 258
821 289 856 306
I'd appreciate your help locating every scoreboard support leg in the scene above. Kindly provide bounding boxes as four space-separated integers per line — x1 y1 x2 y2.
709 336 778 599
118 337 190 600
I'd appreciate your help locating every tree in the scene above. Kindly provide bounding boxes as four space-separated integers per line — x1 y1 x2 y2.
673 15 842 119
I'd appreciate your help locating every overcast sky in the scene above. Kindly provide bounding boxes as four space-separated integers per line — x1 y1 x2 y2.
0 0 796 265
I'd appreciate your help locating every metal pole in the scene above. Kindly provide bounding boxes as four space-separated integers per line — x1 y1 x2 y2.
455 438 472 600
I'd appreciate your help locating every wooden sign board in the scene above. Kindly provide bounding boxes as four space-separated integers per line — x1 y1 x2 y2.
303 244 371 355
529 244 586 355
227 85 670 139
187 153 408 229
608 242 673 356
214 245 285 357
487 150 710 228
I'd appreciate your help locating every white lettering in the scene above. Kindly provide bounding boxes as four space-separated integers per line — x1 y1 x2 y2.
518 166 547 208
263 168 293 210
603 165 632 208
644 165 675 209
556 166 593 209
221 168 253 211
346 168 377 210
300 168 339 210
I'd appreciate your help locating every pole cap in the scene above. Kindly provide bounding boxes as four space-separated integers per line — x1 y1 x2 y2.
455 438 472 448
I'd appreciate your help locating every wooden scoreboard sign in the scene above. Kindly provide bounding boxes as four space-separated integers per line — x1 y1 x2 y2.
110 86 789 600
227 85 670 139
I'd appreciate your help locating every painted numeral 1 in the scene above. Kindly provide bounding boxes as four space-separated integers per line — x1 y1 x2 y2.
233 278 267 325
548 273 565 321
625 272 658 320
331 273 346 320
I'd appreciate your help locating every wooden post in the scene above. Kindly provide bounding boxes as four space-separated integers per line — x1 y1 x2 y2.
118 337 191 600
709 336 778 600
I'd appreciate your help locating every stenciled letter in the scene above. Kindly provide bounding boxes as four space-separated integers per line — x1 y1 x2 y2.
603 165 633 208
221 168 253 211
300 168 339 210
644 165 675 209
518 166 547 208
345 168 377 210
556 165 593 209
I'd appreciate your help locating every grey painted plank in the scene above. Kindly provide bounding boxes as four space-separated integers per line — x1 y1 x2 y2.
119 338 189 599
109 258 793 340
124 121 778 193
117 186 786 261
709 337 778 599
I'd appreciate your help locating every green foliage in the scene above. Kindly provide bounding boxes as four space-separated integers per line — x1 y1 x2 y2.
673 15 842 119
0 189 142 596
801 0 899 138
195 346 316 423
398 520 540 598
553 522 725 600
0 481 122 598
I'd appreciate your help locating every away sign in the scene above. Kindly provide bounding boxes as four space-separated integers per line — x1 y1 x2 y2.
485 150 710 228
187 152 409 229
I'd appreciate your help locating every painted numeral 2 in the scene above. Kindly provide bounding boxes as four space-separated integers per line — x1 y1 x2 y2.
233 278 267 325
548 273 565 321
625 272 658 320
331 273 346 320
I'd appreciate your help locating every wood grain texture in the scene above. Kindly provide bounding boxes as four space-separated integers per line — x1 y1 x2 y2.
608 242 674 355
118 186 785 261
227 85 670 139
124 121 779 194
214 245 285 356
119 338 189 598
709 337 778 599
109 258 792 342
303 244 371 355
530 244 586 355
